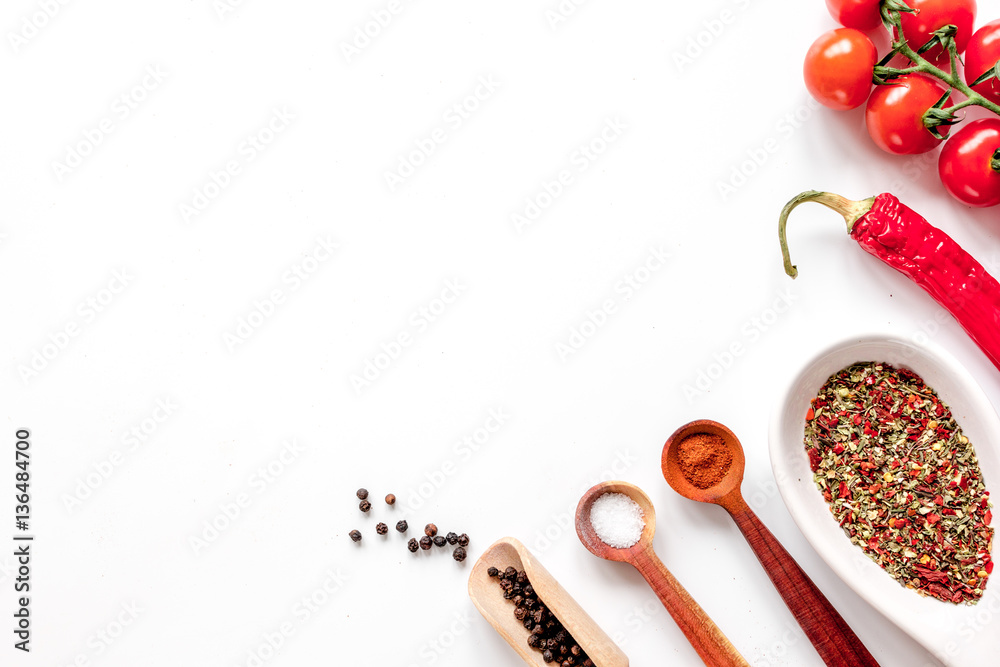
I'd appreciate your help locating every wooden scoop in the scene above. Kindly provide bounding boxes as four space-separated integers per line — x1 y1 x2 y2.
576 481 749 667
662 419 880 667
468 536 628 666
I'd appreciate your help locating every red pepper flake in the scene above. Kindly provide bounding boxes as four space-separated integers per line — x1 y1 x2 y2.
802 361 994 605
806 407 815 421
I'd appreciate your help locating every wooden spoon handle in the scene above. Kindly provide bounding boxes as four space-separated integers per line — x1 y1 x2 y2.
631 548 749 667
726 501 880 667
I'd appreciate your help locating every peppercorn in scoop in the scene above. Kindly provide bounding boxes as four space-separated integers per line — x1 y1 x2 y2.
488 566 594 666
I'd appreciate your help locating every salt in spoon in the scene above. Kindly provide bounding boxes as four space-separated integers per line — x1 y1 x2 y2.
576 480 749 667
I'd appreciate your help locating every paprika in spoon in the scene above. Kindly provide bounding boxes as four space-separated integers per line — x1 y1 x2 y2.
778 190 1000 372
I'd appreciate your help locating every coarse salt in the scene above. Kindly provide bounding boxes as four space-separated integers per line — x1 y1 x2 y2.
590 492 645 548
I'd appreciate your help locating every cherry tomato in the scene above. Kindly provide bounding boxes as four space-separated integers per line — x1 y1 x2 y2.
804 28 878 110
897 0 976 65
865 75 951 154
939 118 1000 207
826 0 882 31
965 19 1000 105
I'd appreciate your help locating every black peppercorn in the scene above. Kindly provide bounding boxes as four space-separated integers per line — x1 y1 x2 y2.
487 566 499 577
395 520 408 533
419 536 432 550
349 530 362 542
385 493 395 505
542 649 554 663
356 488 368 500
376 522 388 535
453 546 467 561
433 535 446 547
424 523 438 537
457 533 469 547
445 531 458 545
359 499 371 512
407 538 419 552
504 567 517 579
527 634 541 648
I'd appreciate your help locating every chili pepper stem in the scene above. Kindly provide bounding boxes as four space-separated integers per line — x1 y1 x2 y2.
992 149 1000 173
778 191 876 278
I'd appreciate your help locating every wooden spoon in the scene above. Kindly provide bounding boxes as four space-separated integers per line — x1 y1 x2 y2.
575 481 749 667
468 536 628 666
661 419 880 667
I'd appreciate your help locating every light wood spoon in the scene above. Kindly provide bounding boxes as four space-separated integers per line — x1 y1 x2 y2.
661 419 880 667
468 536 628 666
575 481 749 667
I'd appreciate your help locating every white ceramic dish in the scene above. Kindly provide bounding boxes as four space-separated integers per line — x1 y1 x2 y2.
769 333 1000 666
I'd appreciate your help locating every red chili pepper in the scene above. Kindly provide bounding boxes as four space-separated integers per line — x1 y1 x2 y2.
779 191 1000 372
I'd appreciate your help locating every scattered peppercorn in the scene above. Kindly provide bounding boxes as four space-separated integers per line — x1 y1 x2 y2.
349 530 362 542
433 535 447 547
395 520 408 533
457 533 469 547
445 531 458 545
359 499 371 513
376 522 388 535
453 546 467 562
356 488 368 500
490 565 591 665
424 523 438 537
407 538 419 553
419 536 432 550
385 493 396 505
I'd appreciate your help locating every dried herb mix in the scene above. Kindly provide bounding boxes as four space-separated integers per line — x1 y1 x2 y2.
805 361 994 604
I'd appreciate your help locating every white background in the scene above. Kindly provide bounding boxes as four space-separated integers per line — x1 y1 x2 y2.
3 0 1000 665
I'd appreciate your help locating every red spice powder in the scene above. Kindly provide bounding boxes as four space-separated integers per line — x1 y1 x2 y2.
677 433 733 489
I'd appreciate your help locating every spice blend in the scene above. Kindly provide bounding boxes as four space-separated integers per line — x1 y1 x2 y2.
488 566 594 666
805 361 994 604
677 433 733 489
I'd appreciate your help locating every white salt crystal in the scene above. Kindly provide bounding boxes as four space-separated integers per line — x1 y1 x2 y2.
590 492 645 548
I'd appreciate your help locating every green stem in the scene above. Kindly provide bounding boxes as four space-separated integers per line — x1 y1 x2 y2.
991 149 1000 173
942 97 979 115
884 6 1000 119
778 191 875 279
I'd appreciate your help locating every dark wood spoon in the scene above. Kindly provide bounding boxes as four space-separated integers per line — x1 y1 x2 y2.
576 481 750 667
662 419 880 667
